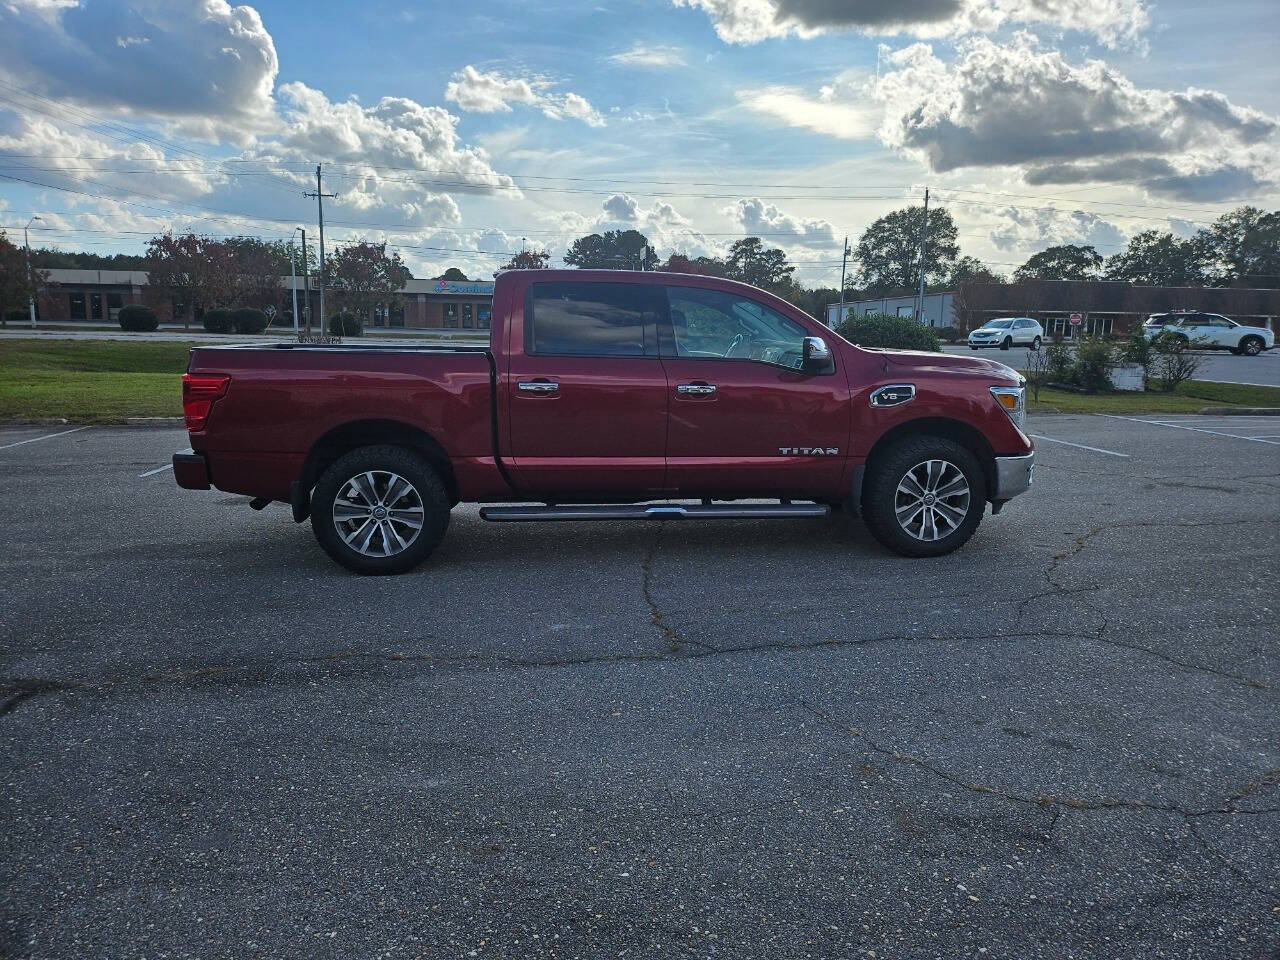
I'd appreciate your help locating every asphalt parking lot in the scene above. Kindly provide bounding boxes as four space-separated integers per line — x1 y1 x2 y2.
942 343 1280 387
2 418 1278 959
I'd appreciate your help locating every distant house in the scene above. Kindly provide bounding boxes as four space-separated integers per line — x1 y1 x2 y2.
829 281 1280 336
33 269 495 330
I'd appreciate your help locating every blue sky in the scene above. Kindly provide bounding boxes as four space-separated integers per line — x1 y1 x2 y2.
1 0 1277 285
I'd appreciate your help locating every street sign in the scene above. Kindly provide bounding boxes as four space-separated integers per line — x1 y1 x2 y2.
1069 312 1082 326
264 305 277 318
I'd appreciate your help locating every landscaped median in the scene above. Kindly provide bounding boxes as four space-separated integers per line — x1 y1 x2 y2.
0 339 188 422
2 337 1279 423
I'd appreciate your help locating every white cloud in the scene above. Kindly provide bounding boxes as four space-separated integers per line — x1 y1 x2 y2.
737 70 880 140
673 0 1147 46
0 0 278 132
874 35 1278 201
607 43 687 68
443 65 540 113
723 198 838 247
982 205 1127 252
445 65 606 127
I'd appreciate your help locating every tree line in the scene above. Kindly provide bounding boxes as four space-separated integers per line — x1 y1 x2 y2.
5 204 1275 326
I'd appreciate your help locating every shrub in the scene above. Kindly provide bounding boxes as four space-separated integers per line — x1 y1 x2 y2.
202 308 234 334
231 307 269 334
117 304 159 332
1073 337 1116 394
1044 340 1074 383
835 312 940 352
1119 327 1157 386
4 308 29 325
1152 332 1205 392
937 324 961 343
328 311 363 336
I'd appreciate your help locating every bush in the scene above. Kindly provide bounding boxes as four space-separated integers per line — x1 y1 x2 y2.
231 307 269 334
117 304 159 332
937 325 961 343
1152 332 1205 392
1044 340 1074 383
1119 327 1157 386
4 308 28 325
835 313 940 352
202 308 234 334
328 312 363 336
1073 337 1116 393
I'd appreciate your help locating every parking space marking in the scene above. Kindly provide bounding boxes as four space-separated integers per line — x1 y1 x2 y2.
1098 414 1280 445
1029 434 1129 458
0 426 89 451
138 463 173 478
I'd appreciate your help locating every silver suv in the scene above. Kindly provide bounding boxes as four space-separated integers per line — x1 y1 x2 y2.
968 317 1044 351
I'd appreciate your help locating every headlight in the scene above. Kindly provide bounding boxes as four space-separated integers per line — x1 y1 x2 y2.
990 385 1026 431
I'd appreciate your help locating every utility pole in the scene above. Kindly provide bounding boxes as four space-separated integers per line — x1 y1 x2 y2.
915 187 930 325
300 228 311 336
25 215 41 328
836 235 851 329
289 227 303 336
304 164 336 330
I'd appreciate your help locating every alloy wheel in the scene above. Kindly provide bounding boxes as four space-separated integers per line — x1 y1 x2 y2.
332 470 425 557
894 459 971 542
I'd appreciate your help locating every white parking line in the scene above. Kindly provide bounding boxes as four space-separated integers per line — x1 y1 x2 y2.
0 426 89 450
1097 414 1280 445
1029 434 1129 458
138 463 173 478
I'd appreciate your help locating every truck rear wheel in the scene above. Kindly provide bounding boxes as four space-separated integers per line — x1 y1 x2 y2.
311 445 450 575
862 436 984 557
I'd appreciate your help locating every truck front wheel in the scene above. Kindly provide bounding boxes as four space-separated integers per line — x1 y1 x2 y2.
311 445 450 575
862 436 985 557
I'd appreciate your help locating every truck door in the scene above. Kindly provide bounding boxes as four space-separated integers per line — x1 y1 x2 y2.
505 279 668 496
658 283 850 499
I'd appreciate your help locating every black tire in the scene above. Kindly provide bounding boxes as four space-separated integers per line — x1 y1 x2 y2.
1240 335 1264 356
862 436 985 558
1000 336 1012 350
311 445 450 575
1031 336 1042 351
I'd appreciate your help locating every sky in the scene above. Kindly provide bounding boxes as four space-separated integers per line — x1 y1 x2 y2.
1 0 1278 286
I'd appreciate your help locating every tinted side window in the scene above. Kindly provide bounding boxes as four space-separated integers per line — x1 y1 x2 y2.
528 282 660 357
665 286 810 369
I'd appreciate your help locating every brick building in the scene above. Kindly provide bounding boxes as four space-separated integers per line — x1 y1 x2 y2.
32 270 494 330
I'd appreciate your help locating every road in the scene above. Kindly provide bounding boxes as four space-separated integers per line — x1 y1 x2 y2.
1 418 1278 958
942 343 1280 387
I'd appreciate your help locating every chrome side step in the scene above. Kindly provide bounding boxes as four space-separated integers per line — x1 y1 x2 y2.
479 503 831 522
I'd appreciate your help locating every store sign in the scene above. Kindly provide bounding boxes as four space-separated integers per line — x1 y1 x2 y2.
433 280 494 296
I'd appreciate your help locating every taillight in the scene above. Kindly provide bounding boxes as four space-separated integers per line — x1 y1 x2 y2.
182 374 230 431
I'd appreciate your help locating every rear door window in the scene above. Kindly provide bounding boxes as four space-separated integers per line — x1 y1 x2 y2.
527 282 661 357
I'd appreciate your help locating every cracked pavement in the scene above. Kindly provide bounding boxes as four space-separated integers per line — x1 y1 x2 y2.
1 416 1277 958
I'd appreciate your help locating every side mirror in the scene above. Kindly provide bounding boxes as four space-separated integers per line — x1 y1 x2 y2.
802 336 831 371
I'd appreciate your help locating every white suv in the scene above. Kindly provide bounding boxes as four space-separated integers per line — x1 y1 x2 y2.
1145 312 1274 356
968 317 1043 351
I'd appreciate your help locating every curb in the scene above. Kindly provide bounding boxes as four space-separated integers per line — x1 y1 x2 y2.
0 418 184 428
1198 407 1280 416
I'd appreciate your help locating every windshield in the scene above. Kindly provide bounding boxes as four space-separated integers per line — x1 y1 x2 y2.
982 319 1014 329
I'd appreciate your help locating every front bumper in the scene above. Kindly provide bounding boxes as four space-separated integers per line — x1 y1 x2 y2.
968 338 997 347
993 451 1034 500
173 448 210 490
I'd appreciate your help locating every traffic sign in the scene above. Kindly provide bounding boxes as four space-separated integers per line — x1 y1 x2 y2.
1069 312 1082 326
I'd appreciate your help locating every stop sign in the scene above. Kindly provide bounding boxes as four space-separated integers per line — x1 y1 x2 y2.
1069 313 1082 326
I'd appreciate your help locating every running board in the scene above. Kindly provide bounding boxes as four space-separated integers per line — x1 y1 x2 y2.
479 503 830 522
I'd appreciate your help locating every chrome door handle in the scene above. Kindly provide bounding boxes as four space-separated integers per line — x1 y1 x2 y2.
518 380 559 394
676 383 716 396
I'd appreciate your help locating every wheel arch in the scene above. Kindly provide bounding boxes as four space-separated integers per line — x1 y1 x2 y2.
301 419 459 505
861 417 997 504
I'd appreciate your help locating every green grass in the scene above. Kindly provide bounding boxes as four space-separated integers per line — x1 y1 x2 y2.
0 339 190 421
1027 379 1280 414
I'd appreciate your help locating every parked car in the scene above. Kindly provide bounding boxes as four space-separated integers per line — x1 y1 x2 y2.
1141 312 1179 336
968 317 1043 351
1144 312 1274 355
174 270 1035 574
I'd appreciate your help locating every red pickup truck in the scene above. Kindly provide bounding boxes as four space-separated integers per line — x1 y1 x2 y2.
173 270 1033 574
